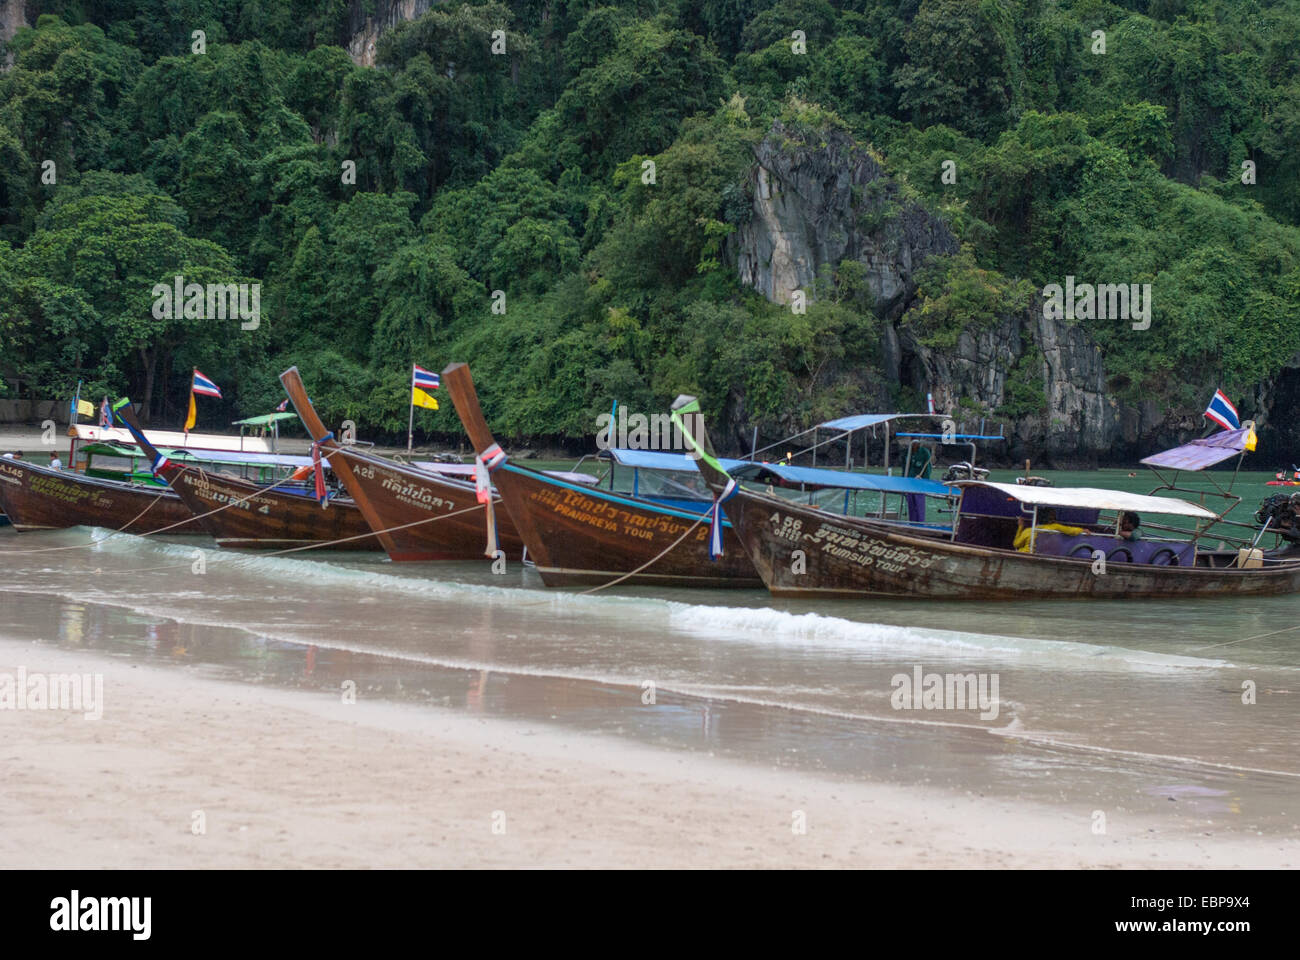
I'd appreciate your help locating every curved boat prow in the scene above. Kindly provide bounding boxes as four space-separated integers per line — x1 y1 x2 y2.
113 404 167 471
277 365 398 555
668 394 731 493
440 362 497 458
278 367 331 444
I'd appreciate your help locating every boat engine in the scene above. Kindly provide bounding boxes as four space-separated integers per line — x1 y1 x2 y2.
941 461 989 483
1255 493 1300 542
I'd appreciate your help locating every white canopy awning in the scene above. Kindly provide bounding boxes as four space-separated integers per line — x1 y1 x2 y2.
959 481 1219 520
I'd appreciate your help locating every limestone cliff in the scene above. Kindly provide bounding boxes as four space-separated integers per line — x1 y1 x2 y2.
729 121 1136 466
893 301 1117 464
1 0 31 68
730 122 957 319
347 0 436 67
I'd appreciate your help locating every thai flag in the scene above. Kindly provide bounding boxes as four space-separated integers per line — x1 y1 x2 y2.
192 370 222 398
276 398 289 412
412 365 440 390
1204 389 1240 431
99 398 111 427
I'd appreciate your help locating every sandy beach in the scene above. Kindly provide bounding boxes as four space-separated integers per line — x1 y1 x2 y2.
1 639 1291 869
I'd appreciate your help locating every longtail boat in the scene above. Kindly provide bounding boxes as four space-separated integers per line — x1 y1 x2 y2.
161 467 383 551
440 364 968 588
109 416 384 553
673 398 1300 600
0 455 201 534
440 362 764 588
277 367 527 562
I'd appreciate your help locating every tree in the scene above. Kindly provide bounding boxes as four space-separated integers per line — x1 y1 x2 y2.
893 0 1013 138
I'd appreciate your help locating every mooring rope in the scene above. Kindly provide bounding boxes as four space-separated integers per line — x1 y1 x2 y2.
497 511 710 609
2 463 714 598
574 513 707 595
4 489 497 577
0 466 302 555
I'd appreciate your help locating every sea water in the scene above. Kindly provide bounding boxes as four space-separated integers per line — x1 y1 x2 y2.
0 467 1296 838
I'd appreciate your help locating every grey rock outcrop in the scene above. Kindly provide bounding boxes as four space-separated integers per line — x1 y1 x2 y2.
730 120 1123 465
1 0 31 68
347 0 436 67
896 302 1117 464
730 121 957 319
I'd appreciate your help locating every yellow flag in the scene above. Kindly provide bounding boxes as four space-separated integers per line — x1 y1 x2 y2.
76 399 95 418
412 387 439 411
185 392 197 430
1246 427 1258 452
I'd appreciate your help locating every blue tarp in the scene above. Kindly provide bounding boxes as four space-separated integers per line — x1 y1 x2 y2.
730 462 957 496
895 432 1006 442
816 413 909 432
606 449 748 472
606 448 956 497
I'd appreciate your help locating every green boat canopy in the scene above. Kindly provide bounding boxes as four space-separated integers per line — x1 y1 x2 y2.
231 412 299 427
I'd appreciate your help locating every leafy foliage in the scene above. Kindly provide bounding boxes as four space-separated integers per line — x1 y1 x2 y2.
0 0 1298 444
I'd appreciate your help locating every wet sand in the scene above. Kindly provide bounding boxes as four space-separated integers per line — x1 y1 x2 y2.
2 639 1291 869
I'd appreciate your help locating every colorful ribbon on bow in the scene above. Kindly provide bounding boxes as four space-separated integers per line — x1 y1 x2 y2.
474 454 498 557
708 478 738 560
311 432 334 508
482 442 507 472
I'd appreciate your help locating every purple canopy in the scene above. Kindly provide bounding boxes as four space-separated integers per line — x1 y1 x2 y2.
1139 427 1252 471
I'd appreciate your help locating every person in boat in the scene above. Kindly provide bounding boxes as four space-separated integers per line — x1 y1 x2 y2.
48 451 62 470
1118 511 1142 541
1013 508 1087 552
904 442 933 524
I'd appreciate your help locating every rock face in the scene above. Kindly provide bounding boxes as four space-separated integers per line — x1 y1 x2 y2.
1 0 31 68
730 120 1126 466
347 0 436 67
894 301 1118 465
730 121 957 319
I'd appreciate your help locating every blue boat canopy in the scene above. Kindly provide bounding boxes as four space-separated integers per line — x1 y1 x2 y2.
816 413 912 432
606 449 749 472
606 448 955 496
895 432 1006 442
729 461 957 496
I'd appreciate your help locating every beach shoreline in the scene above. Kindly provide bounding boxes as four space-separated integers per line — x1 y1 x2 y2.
0 638 1291 869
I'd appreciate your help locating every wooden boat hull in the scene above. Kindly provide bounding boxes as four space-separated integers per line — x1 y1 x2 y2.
723 488 1300 600
486 463 761 588
0 457 201 534
160 465 383 551
312 446 524 561
436 362 760 589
